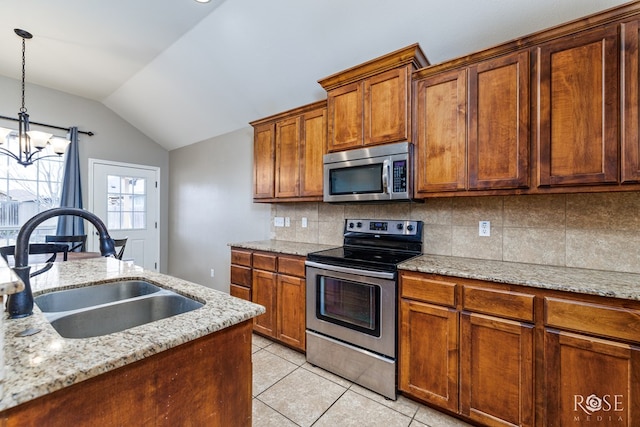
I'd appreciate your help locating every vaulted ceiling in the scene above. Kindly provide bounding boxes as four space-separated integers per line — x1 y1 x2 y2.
0 0 630 151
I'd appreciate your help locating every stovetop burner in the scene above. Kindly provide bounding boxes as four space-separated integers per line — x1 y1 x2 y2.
307 219 423 271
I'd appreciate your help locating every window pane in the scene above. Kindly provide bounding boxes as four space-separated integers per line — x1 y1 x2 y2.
133 179 145 194
133 195 145 210
133 212 145 228
107 175 121 193
107 212 121 230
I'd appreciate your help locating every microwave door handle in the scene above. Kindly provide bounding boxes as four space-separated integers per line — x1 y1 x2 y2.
382 160 390 194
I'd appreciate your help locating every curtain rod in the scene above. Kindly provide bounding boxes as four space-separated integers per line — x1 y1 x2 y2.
0 114 94 136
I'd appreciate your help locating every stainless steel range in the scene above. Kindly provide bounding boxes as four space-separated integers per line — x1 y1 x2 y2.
305 219 423 400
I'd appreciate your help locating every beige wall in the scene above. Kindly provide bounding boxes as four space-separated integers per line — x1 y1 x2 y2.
272 192 640 274
0 76 170 270
168 127 271 292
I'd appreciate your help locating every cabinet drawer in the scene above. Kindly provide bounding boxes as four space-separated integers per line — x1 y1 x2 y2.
400 273 456 307
253 252 277 272
230 284 251 301
463 286 534 322
231 249 252 267
277 255 306 278
545 297 640 343
231 265 252 287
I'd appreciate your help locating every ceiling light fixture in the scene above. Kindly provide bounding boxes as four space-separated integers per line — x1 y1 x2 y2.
195 0 212 3
0 29 70 167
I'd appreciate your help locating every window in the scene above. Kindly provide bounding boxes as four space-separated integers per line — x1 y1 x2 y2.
0 137 65 246
107 175 146 230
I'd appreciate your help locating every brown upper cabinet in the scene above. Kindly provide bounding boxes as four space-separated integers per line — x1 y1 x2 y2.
252 122 275 199
622 17 640 183
250 100 327 202
413 50 529 196
412 1 640 197
319 44 429 152
535 25 619 187
251 2 640 202
468 51 529 191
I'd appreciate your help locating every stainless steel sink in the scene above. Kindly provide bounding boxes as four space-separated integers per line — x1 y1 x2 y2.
34 280 204 339
35 280 162 312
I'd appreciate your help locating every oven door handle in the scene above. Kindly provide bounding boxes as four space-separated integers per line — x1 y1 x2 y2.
305 261 396 280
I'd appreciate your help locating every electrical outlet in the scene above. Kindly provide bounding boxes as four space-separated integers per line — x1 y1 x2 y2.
274 217 285 227
210 268 215 278
285 217 291 227
479 221 490 237
301 217 308 228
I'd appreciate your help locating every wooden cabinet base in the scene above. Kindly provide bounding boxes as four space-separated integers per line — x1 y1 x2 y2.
0 321 254 427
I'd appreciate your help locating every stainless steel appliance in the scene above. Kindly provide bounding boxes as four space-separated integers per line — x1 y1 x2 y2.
305 219 423 399
323 142 413 202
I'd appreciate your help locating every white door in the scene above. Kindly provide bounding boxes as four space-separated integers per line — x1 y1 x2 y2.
88 159 160 271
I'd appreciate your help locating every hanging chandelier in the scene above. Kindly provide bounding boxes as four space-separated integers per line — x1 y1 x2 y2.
0 29 70 167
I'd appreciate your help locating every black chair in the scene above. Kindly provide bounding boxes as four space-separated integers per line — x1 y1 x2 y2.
112 237 128 260
45 234 87 252
0 243 70 264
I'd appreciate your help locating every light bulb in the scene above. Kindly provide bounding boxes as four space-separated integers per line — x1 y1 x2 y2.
50 136 70 155
0 127 12 145
26 130 53 149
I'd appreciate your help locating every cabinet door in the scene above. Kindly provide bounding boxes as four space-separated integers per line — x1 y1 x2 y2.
544 329 640 426
275 117 301 198
468 51 529 190
300 107 327 197
399 299 459 412
622 19 640 183
253 123 275 199
276 274 306 351
327 81 363 152
414 69 467 194
364 67 409 146
252 269 277 337
460 312 534 427
536 25 619 186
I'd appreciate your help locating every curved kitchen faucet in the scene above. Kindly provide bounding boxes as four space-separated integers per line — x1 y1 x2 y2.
6 207 117 318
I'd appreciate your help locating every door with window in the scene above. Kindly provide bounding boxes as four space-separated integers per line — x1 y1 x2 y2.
88 159 159 271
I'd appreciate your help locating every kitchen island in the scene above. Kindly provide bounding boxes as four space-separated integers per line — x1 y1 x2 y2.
0 257 264 425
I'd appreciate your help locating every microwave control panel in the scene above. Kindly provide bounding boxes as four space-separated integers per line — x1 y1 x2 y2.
392 160 407 193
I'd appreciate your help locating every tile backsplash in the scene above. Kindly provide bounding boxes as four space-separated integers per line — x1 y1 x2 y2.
271 192 640 274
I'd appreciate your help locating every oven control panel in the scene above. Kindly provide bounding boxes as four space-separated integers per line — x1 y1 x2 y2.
345 219 420 236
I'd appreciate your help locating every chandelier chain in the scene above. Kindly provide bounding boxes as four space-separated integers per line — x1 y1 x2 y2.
20 36 26 113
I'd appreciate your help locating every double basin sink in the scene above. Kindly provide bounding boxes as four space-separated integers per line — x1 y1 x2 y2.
35 280 204 339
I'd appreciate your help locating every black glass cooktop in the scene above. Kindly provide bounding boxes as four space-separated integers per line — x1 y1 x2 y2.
307 245 420 272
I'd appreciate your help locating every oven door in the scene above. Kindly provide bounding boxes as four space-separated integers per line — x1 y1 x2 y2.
305 261 397 358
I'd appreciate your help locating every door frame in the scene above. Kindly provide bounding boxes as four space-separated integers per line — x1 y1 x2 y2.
88 158 161 270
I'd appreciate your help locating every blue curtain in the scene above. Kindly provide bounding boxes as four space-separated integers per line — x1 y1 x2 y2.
56 127 85 247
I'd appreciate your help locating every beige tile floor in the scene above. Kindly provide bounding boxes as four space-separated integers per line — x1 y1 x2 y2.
252 334 472 427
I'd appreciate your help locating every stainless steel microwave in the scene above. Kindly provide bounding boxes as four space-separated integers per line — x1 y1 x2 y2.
323 142 413 202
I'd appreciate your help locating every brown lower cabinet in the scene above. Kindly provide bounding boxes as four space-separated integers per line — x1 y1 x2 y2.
399 270 640 427
230 248 306 351
0 320 253 426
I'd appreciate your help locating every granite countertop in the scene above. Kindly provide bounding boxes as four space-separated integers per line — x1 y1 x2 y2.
229 239 337 257
230 239 640 301
400 254 640 301
0 257 265 412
